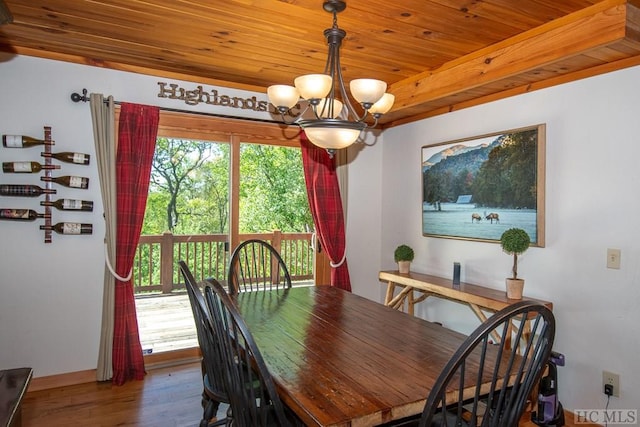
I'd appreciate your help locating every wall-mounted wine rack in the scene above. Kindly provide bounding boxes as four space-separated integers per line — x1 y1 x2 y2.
43 126 53 242
1 126 93 242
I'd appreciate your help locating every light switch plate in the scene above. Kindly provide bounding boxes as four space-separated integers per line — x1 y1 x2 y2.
607 248 621 269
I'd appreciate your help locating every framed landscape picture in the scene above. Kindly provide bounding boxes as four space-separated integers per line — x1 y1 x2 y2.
421 124 545 246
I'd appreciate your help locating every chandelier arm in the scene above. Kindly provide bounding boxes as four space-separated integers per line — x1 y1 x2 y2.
359 117 379 146
334 42 361 122
277 103 312 125
322 28 339 120
350 106 371 122
359 138 376 147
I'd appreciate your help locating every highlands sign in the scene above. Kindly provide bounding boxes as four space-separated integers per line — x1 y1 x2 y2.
157 82 270 113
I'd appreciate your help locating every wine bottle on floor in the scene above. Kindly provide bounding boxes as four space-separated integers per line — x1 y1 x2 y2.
0 208 49 221
40 175 89 189
2 135 51 148
40 198 94 212
2 161 61 173
39 222 93 235
0 184 56 197
41 152 90 165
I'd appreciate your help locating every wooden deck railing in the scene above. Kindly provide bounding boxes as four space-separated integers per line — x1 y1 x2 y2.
133 231 313 294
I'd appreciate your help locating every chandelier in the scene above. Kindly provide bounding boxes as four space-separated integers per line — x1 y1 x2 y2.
266 0 395 157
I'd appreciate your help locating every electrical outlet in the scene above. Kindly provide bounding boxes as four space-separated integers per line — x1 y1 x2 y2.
603 370 620 397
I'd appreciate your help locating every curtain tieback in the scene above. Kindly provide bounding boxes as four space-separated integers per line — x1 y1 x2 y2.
312 231 347 268
104 242 132 282
329 244 346 268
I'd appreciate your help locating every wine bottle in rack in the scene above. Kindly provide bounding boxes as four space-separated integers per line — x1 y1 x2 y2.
39 222 93 235
40 175 89 189
41 152 91 165
2 135 51 148
2 161 61 173
0 184 56 197
40 198 94 212
0 208 50 221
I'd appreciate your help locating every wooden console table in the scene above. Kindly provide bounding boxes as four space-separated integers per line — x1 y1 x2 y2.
379 270 553 349
0 367 33 427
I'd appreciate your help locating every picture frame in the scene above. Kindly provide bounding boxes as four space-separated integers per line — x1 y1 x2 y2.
422 124 545 246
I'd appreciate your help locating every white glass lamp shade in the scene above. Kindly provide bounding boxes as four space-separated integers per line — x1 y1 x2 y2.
349 79 386 105
267 85 300 109
317 98 344 119
304 126 360 150
294 74 332 100
368 93 395 115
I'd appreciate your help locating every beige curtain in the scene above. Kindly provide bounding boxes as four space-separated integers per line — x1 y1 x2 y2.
90 94 116 381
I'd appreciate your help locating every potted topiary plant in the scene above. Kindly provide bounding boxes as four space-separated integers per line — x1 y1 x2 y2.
394 244 415 274
500 228 531 299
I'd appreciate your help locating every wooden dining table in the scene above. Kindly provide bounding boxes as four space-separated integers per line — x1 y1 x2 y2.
231 285 507 427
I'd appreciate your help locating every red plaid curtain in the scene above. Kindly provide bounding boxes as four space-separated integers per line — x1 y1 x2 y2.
300 135 351 291
113 103 159 385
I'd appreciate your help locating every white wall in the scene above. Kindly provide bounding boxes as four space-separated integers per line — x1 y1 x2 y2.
374 67 640 412
1 55 103 377
344 135 383 300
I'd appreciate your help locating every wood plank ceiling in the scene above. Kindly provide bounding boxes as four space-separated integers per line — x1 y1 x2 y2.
2 0 640 128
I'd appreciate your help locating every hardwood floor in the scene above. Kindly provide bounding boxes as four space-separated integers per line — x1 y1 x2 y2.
22 362 211 427
22 361 584 427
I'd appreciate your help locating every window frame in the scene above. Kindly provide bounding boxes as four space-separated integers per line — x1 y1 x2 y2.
155 110 328 279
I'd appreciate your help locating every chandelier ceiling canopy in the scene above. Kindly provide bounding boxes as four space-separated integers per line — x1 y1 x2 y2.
267 0 394 157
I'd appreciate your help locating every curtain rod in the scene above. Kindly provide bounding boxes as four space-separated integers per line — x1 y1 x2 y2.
69 88 283 126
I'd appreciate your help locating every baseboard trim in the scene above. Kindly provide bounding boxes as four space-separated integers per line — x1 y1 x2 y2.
144 347 201 370
29 369 97 392
27 347 202 392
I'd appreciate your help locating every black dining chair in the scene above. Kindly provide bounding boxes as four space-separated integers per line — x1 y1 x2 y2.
226 239 292 295
203 279 299 427
386 300 555 427
178 261 229 427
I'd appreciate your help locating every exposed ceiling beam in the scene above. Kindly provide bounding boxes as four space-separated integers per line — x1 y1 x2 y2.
384 0 640 127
